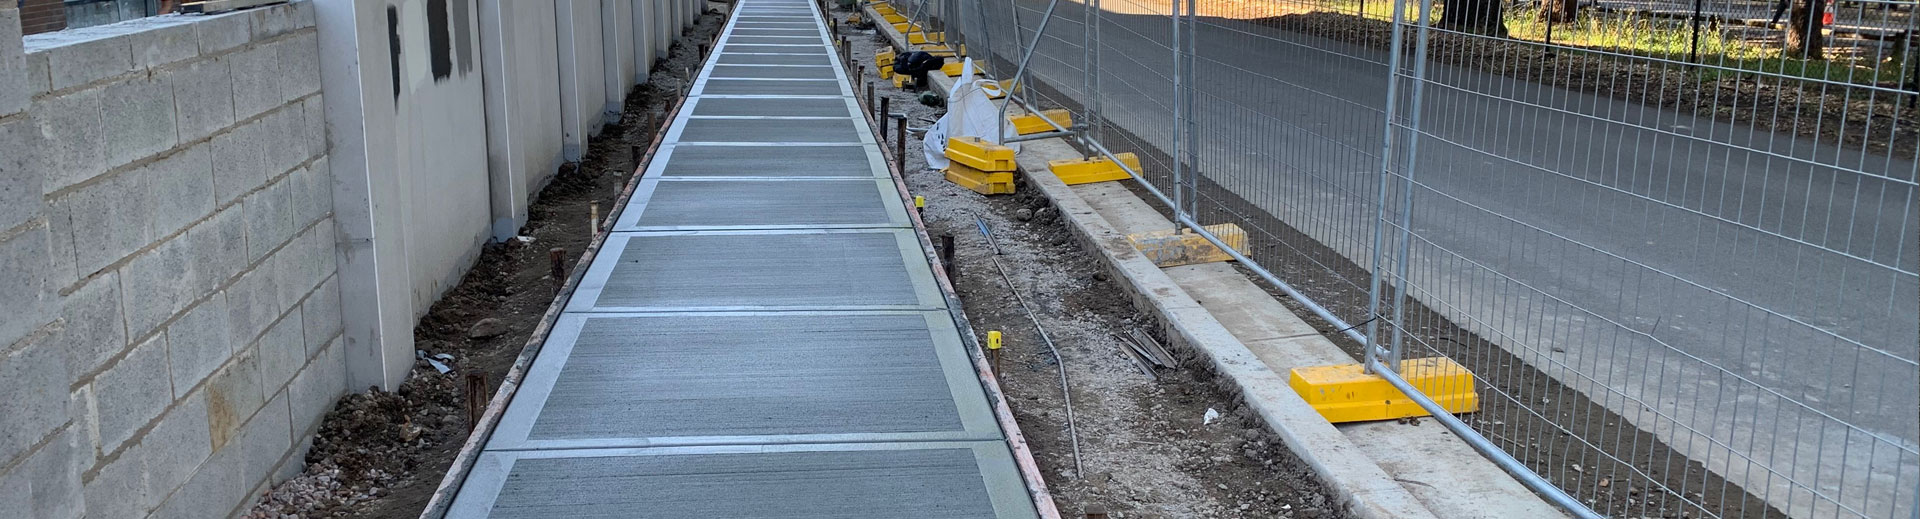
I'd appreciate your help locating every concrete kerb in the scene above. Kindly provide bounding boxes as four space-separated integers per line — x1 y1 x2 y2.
850 4 1438 519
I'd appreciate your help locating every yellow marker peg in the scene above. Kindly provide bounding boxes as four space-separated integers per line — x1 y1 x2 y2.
914 195 926 208
987 330 1004 373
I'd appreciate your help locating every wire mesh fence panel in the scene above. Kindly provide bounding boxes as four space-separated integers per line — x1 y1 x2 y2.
892 0 1920 517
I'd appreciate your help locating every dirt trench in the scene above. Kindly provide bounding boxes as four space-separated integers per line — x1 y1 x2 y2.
837 9 1348 518
240 11 728 519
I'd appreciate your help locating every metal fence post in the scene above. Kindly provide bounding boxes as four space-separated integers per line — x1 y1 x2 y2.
1169 0 1185 226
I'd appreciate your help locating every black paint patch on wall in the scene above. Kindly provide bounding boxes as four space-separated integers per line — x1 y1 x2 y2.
387 6 401 101
452 0 474 74
426 0 452 81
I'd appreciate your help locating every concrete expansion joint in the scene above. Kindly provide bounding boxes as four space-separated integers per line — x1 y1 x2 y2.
0 214 47 244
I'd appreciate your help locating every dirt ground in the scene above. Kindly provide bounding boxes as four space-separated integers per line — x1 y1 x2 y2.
239 11 728 519
837 9 1346 518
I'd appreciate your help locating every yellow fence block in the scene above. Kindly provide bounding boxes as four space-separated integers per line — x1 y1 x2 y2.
941 61 977 77
945 163 1016 195
892 73 911 88
1048 153 1141 185
945 137 1018 172
1289 357 1480 424
1125 224 1248 267
1010 109 1073 135
874 48 895 68
909 31 945 45
879 67 894 79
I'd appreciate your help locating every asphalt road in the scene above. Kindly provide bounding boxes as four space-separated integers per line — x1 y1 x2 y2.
964 1 1919 516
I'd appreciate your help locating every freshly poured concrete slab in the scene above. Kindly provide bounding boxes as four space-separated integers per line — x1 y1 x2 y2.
449 442 1040 518
718 53 831 65
689 96 855 116
722 44 828 54
615 178 907 231
567 229 944 312
696 78 847 97
648 144 885 178
483 312 1002 450
732 28 821 36
726 36 826 45
674 117 864 143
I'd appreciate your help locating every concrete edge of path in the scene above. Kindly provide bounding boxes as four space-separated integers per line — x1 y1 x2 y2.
851 4 1562 518
1011 139 1440 519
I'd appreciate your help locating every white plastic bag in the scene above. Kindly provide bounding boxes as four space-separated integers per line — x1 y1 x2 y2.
923 58 1011 170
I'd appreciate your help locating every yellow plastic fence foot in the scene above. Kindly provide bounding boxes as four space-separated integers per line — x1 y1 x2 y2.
892 73 911 88
945 137 1018 172
874 48 895 68
1010 109 1073 135
945 163 1016 195
909 31 945 45
940 61 977 78
1048 153 1141 185
1125 223 1248 267
1289 357 1481 424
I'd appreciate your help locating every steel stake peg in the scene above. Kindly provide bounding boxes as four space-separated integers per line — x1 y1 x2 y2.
548 248 567 289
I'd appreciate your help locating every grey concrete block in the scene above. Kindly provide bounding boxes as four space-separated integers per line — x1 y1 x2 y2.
0 229 52 352
287 336 343 433
31 87 109 193
119 235 190 340
300 276 339 357
250 5 301 40
0 426 84 519
288 0 317 29
264 104 308 176
0 117 42 233
300 97 326 156
44 208 77 291
24 52 49 98
82 444 154 519
235 390 290 490
195 12 253 55
42 36 135 91
94 333 170 453
276 224 331 311
55 169 151 276
224 264 280 355
143 143 216 240
136 390 210 497
205 347 263 451
56 273 125 382
164 55 235 144
184 205 247 296
165 294 231 397
227 44 281 121
244 175 294 263
290 161 331 227
209 113 269 205
101 75 180 168
0 9 28 116
130 22 198 70
257 312 303 393
275 32 320 103
149 420 242 519
0 331 69 467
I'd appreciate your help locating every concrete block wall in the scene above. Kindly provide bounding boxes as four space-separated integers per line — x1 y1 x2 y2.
0 2 344 518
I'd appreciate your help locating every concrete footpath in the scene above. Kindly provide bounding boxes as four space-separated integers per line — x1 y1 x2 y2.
430 2 1049 516
859 5 1566 519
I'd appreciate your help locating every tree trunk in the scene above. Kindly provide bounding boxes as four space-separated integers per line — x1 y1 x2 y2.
1440 0 1510 36
1785 0 1826 59
1538 0 1578 24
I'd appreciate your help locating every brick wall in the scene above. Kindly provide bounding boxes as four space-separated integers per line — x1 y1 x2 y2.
0 2 345 518
17 0 63 34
